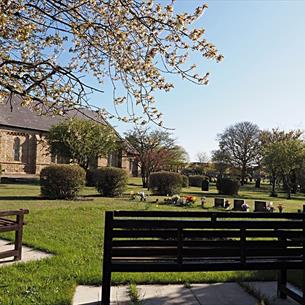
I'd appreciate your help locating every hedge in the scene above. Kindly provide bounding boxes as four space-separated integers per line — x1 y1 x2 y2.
149 171 183 195
216 177 240 195
189 175 205 187
40 164 86 199
96 167 128 197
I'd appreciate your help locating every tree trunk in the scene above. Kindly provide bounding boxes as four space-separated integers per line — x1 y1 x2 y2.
141 171 147 188
146 173 150 190
240 166 246 186
284 176 291 199
271 175 277 197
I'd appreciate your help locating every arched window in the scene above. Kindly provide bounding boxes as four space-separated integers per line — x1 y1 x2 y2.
13 137 21 161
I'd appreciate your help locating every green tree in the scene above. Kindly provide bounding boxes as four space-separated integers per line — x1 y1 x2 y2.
261 129 303 197
46 118 117 170
0 1 222 124
262 136 305 199
211 149 231 178
125 127 188 187
216 122 261 185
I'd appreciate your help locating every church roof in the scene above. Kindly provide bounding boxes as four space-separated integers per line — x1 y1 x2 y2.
0 95 137 155
0 95 107 132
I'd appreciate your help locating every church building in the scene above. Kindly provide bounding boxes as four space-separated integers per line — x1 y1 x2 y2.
0 96 138 177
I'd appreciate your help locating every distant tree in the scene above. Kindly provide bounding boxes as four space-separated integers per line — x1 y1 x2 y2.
217 122 261 185
261 129 305 198
196 152 209 163
46 118 117 170
211 149 231 178
125 128 188 187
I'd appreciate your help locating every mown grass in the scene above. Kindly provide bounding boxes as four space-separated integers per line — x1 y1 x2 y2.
0 179 304 304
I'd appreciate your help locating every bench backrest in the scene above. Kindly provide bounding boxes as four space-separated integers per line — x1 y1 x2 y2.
104 211 305 272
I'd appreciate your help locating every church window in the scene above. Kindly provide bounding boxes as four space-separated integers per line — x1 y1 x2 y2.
13 137 21 161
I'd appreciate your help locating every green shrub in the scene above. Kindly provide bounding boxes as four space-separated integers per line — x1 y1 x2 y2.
40 164 86 199
149 171 183 195
182 175 189 187
189 175 205 187
216 177 240 195
96 167 128 197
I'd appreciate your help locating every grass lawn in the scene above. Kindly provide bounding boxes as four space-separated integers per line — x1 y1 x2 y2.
0 179 304 304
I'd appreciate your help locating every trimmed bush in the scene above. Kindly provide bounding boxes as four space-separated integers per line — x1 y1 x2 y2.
96 167 128 197
189 175 205 187
182 175 189 187
40 164 86 199
149 171 183 195
216 177 240 195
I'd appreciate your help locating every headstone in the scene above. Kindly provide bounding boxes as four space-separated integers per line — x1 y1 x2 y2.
233 199 245 211
255 178 261 188
254 201 267 212
214 198 225 208
201 179 209 191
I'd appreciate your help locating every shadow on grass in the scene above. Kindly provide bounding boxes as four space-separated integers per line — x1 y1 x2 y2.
0 196 43 201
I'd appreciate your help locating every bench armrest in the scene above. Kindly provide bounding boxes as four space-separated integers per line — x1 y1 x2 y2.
0 209 29 217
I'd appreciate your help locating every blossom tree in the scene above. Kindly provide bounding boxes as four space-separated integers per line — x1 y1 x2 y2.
0 0 223 125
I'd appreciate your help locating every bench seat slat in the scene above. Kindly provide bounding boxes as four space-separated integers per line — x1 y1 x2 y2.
111 260 304 272
113 210 305 219
0 224 19 232
111 247 303 258
113 219 305 229
112 239 303 248
0 249 18 259
113 229 304 239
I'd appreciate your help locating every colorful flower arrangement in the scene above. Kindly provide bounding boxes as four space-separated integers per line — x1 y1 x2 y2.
163 195 197 207
185 195 197 204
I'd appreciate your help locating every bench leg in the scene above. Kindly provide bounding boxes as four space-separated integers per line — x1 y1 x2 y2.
277 269 287 299
101 268 111 305
14 214 24 261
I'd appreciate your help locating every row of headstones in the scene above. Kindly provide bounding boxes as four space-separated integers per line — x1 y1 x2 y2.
214 198 272 212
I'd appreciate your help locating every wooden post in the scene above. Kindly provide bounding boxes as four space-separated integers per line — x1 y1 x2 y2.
240 228 246 264
277 269 287 299
14 213 24 261
101 211 113 305
177 228 183 267
277 234 287 299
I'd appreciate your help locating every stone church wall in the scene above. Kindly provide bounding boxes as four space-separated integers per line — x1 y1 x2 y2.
0 126 136 176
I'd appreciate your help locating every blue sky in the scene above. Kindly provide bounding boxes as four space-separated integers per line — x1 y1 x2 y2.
91 0 305 161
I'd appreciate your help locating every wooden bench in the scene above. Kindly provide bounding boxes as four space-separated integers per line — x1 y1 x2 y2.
0 209 29 261
102 210 305 305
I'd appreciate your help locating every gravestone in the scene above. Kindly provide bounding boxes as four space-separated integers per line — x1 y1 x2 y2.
254 201 267 212
214 198 225 208
233 199 245 211
201 179 209 191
